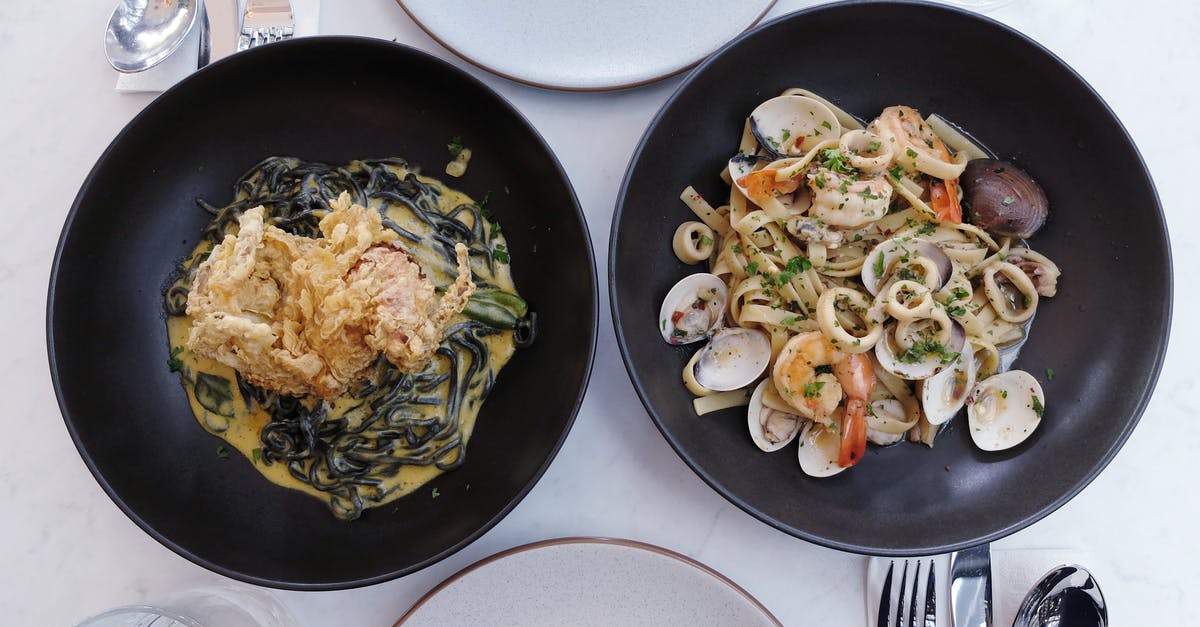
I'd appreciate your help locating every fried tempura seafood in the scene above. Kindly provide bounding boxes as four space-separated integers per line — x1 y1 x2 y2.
185 192 476 398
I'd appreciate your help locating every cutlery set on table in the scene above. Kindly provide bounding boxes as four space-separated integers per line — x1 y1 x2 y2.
57 1 1166 625
874 545 1107 626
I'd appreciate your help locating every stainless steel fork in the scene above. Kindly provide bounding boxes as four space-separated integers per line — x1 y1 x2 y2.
878 559 937 627
237 0 294 50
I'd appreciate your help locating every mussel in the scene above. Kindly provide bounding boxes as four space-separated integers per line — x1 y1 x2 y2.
961 159 1049 238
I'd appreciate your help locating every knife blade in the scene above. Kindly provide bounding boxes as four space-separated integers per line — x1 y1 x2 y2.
950 543 993 627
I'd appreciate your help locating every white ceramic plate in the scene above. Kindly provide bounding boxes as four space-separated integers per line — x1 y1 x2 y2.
396 0 776 91
396 538 781 626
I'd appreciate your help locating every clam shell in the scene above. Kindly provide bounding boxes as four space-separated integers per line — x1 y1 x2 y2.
861 237 953 296
797 419 846 478
747 379 800 452
920 346 976 425
875 320 967 381
659 273 727 345
749 95 841 159
691 327 771 392
962 159 1048 238
967 369 1044 451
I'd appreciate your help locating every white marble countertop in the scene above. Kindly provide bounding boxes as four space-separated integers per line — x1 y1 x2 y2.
1 0 1195 624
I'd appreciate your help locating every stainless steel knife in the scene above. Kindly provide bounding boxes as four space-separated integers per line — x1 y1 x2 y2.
950 543 993 627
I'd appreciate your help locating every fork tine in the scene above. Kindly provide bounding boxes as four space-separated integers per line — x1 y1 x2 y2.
924 559 937 627
895 560 909 625
907 560 921 627
878 561 895 627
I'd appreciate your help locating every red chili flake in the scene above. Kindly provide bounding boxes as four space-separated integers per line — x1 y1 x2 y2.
671 311 684 323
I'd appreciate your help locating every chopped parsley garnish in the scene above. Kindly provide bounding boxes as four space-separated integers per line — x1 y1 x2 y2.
700 235 714 247
906 147 919 159
814 172 827 189
820 120 833 130
889 164 905 180
1002 195 1015 206
474 191 493 220
947 304 967 317
167 346 184 372
490 221 502 239
432 487 441 498
898 339 960 365
803 380 826 398
867 140 881 152
672 329 688 338
216 445 230 460
820 148 853 175
252 448 262 464
951 287 970 301
744 261 759 275
447 135 464 157
780 315 799 326
786 256 812 273
493 244 510 264
781 129 791 143
858 188 882 200
731 244 743 254
1031 395 1045 417
1046 368 1056 380
873 252 885 277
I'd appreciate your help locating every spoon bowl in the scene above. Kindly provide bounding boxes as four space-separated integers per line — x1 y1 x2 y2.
1012 564 1108 627
104 0 199 73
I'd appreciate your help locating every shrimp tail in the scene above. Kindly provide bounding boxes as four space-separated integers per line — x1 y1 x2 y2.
838 398 868 468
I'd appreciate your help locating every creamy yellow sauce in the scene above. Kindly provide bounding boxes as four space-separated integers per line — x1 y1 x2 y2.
166 161 518 517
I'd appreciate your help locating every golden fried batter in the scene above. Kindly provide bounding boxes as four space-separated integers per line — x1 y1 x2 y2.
185 192 476 399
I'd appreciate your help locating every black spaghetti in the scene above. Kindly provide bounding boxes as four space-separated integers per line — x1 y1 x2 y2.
165 157 532 520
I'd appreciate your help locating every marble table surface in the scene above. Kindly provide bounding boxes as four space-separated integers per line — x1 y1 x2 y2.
1 0 1195 624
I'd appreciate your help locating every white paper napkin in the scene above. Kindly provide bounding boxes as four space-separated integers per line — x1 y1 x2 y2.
865 548 1106 626
115 0 321 93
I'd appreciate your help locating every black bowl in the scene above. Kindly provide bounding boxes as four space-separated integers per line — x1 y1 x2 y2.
610 1 1170 555
48 37 596 589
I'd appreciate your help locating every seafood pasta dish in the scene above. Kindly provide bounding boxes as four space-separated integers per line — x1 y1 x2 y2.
165 157 532 518
661 90 1059 476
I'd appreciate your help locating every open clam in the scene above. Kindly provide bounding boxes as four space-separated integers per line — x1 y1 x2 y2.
687 327 771 392
749 95 842 159
659 273 727 345
747 379 801 452
967 369 1045 451
797 418 846 478
875 318 967 381
920 346 975 425
861 237 953 296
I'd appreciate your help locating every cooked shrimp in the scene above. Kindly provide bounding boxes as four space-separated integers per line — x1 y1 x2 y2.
736 168 803 205
773 332 843 421
805 168 892 228
773 331 876 467
868 105 965 221
832 353 874 467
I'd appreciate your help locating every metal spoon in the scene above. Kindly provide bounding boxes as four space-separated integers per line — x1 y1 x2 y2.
1012 564 1108 627
104 0 200 73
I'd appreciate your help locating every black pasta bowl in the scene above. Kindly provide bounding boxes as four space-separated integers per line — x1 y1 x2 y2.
611 1 1170 555
48 37 596 589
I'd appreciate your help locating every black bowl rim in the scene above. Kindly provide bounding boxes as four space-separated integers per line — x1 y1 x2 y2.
608 0 1172 556
47 35 599 590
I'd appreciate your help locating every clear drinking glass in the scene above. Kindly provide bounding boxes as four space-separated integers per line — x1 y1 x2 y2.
75 584 294 627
